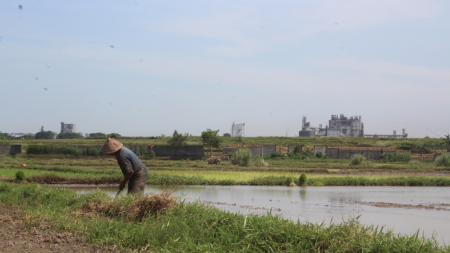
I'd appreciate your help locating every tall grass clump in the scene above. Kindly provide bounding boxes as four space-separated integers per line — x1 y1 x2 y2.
26 144 54 154
349 154 365 166
381 152 411 162
15 171 26 182
230 150 250 166
436 153 450 167
299 173 307 186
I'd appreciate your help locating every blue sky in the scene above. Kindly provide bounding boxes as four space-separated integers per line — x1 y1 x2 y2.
1 0 449 138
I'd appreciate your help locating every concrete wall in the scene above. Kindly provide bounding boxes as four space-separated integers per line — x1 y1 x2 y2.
152 145 204 157
0 145 22 155
288 145 296 153
314 145 327 156
325 148 395 160
223 148 238 154
222 145 277 156
248 145 277 156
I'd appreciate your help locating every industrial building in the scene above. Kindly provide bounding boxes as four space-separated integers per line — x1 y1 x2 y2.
61 122 76 133
300 114 363 137
327 114 364 137
299 114 406 138
231 122 245 137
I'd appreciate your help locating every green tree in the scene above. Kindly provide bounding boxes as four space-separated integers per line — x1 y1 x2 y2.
107 133 121 139
223 133 231 137
201 129 222 156
58 132 84 139
35 131 55 139
0 132 10 140
168 130 188 148
442 134 450 152
89 132 106 138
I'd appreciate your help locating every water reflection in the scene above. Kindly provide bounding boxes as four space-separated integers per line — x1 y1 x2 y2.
67 185 450 245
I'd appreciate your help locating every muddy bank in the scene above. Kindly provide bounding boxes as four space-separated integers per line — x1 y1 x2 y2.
0 205 118 253
348 201 450 211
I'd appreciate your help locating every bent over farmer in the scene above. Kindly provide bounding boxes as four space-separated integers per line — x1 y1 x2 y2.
102 138 148 195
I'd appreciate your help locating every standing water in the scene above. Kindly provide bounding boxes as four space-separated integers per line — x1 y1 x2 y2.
70 185 450 245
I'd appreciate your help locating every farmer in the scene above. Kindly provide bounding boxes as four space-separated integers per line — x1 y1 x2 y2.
102 138 148 195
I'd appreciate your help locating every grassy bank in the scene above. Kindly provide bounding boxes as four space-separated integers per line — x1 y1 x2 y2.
3 166 450 186
1 183 448 252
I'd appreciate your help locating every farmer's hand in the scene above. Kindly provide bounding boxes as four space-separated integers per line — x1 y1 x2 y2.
119 182 126 191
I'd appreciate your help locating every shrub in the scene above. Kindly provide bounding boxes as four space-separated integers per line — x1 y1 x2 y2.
436 153 450 167
271 152 285 158
293 145 303 154
15 171 25 182
397 142 415 151
285 177 294 186
312 181 324 186
299 173 307 186
302 148 313 156
315 151 323 158
230 150 250 166
349 154 365 166
252 156 268 167
381 152 411 162
82 147 101 156
59 146 82 156
26 145 54 154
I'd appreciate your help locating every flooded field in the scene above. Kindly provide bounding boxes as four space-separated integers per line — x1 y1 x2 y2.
68 185 450 245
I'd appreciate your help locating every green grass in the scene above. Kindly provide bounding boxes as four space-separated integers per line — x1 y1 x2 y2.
0 183 448 252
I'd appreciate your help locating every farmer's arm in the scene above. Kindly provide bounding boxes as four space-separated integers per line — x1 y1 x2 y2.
119 171 134 190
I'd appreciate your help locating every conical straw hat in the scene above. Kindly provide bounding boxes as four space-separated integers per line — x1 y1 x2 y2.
102 138 123 154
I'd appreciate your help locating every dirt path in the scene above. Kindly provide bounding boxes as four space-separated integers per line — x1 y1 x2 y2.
0 205 119 253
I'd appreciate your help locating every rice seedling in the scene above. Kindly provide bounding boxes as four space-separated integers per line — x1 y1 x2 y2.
299 173 307 186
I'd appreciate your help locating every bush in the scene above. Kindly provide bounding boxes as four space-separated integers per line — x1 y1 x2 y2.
271 152 285 158
35 131 55 139
59 146 82 156
436 153 450 167
349 154 365 166
26 145 54 154
312 181 324 187
230 150 250 166
397 141 415 151
293 145 303 155
15 171 25 182
285 177 294 186
381 152 411 162
299 173 307 186
82 147 101 156
315 151 323 158
57 132 84 139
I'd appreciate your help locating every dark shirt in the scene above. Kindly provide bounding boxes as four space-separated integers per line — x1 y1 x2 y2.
115 147 147 176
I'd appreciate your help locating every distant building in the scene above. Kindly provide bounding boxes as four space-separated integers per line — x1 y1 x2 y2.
231 122 245 137
299 114 363 137
327 114 364 137
299 114 406 138
61 122 76 133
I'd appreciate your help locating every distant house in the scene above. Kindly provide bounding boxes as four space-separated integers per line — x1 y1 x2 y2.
61 122 76 133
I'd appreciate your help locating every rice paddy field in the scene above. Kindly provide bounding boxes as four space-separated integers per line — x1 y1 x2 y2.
1 136 450 252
